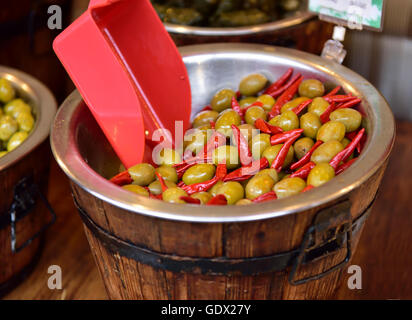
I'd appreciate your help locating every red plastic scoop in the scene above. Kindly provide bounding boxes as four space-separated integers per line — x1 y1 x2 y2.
53 0 191 168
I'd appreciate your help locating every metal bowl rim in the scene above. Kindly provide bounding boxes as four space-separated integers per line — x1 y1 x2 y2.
51 44 395 223
0 66 57 171
164 11 316 36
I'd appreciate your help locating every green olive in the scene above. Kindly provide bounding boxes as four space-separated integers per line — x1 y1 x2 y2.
280 97 310 113
300 112 321 139
308 97 329 117
0 78 15 103
155 148 182 166
257 94 275 112
155 165 178 183
209 180 223 197
184 129 207 154
7 131 28 151
330 108 362 132
215 109 241 136
182 163 216 185
122 184 149 197
244 106 266 125
294 137 314 159
311 140 344 164
249 133 271 159
255 168 279 183
162 187 188 204
341 137 351 148
274 177 306 198
239 74 267 96
4 99 31 119
268 110 299 131
238 123 257 142
0 115 18 141
212 145 239 169
128 163 156 186
307 163 335 187
216 181 244 205
16 112 35 132
316 121 346 142
298 79 325 98
262 144 294 168
191 192 212 204
235 198 252 205
211 89 236 112
192 110 219 128
245 174 275 200
239 97 257 108
148 180 177 195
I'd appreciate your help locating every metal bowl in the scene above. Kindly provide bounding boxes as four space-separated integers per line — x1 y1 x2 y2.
51 43 395 223
0 66 57 171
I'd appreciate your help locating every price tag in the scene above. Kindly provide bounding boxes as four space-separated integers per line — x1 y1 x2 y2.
309 0 384 31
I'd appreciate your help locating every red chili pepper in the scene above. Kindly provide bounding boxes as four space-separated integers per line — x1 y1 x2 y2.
254 118 283 135
215 163 227 180
271 133 301 172
345 131 358 140
232 125 252 166
236 91 241 99
110 170 133 186
223 158 269 182
210 121 215 129
231 97 242 116
319 102 337 124
302 185 314 193
179 196 201 204
357 133 367 153
336 158 357 175
291 99 312 115
290 140 323 170
323 86 342 97
155 172 168 192
182 177 219 195
290 161 315 179
266 73 301 98
269 75 303 118
175 131 226 166
270 129 303 145
324 95 357 103
206 194 227 205
252 191 277 203
149 193 163 200
335 98 361 110
264 68 293 95
177 181 186 188
200 105 212 112
329 128 365 170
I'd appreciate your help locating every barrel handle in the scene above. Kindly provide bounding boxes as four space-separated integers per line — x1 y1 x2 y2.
288 200 352 285
0 176 57 254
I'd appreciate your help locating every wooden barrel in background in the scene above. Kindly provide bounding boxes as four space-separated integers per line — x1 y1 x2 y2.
0 67 57 297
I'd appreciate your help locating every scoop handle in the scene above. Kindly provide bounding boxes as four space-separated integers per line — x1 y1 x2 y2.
88 0 121 8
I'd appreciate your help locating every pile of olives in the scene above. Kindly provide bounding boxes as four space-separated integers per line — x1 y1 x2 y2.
0 78 35 158
151 0 303 27
111 72 365 205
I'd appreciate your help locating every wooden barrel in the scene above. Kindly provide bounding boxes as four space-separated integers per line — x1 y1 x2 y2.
165 13 333 55
51 45 395 300
0 67 57 296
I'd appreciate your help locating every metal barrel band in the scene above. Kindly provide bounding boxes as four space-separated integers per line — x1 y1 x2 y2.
74 196 373 278
0 176 57 253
